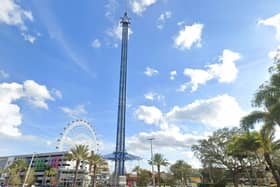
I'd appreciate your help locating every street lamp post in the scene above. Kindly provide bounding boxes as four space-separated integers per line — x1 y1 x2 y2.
148 138 155 187
23 153 35 187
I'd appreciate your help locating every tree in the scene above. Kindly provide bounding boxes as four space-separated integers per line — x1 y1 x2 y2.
26 169 36 186
192 128 244 187
132 166 141 176
66 144 89 187
8 170 21 187
240 57 280 129
44 167 58 186
132 167 151 187
258 126 280 186
226 132 262 186
149 153 168 187
170 160 192 186
50 176 57 187
87 151 106 187
241 60 280 131
7 159 28 187
240 48 280 186
198 167 226 185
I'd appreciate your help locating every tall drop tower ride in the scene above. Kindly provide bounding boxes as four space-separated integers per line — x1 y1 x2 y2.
114 11 129 177
104 12 140 186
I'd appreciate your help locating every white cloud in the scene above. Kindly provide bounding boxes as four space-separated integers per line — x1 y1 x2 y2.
135 105 162 125
166 94 245 128
209 49 240 83
268 45 280 60
174 23 204 50
136 94 245 129
128 126 205 150
144 67 159 77
0 0 33 31
129 0 157 15
0 99 22 137
51 88 63 99
128 117 207 169
21 33 36 44
144 91 163 101
170 70 177 80
177 21 184 26
258 13 280 40
182 49 241 92
23 80 54 109
0 0 37 43
105 0 118 22
61 105 88 119
0 69 9 79
183 69 212 91
157 11 172 30
91 39 101 48
176 83 188 92
131 94 245 168
126 126 206 169
107 22 133 41
0 80 54 136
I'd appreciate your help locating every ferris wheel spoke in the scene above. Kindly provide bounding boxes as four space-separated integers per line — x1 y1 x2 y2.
56 119 99 152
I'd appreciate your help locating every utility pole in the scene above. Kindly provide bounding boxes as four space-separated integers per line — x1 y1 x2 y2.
23 153 35 187
148 138 155 187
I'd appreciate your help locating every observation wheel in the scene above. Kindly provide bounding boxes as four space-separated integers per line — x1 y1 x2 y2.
56 119 99 152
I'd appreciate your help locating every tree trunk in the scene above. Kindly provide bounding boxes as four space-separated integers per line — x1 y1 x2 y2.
245 167 253 187
91 174 94 187
243 159 253 187
264 152 280 187
92 164 97 187
232 172 238 187
208 165 214 184
73 160 80 187
249 158 260 187
157 165 161 187
89 162 93 187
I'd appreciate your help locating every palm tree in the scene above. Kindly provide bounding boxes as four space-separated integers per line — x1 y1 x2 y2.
7 159 28 187
170 160 192 186
241 117 280 186
241 62 280 131
26 169 36 186
66 144 89 187
240 61 280 186
132 167 151 187
87 151 106 187
44 167 58 186
258 126 280 186
49 168 58 187
133 166 142 176
150 153 168 187
226 132 262 187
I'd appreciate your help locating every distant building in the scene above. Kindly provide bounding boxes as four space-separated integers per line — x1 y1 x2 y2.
0 151 110 186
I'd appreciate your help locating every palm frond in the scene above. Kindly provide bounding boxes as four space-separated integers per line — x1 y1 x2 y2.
240 111 267 130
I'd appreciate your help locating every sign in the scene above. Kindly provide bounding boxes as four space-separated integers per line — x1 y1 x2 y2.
119 176 127 185
34 159 45 171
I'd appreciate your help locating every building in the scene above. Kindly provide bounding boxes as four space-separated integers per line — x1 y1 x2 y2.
0 151 110 187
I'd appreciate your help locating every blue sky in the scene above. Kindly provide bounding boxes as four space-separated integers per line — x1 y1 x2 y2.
0 0 280 169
